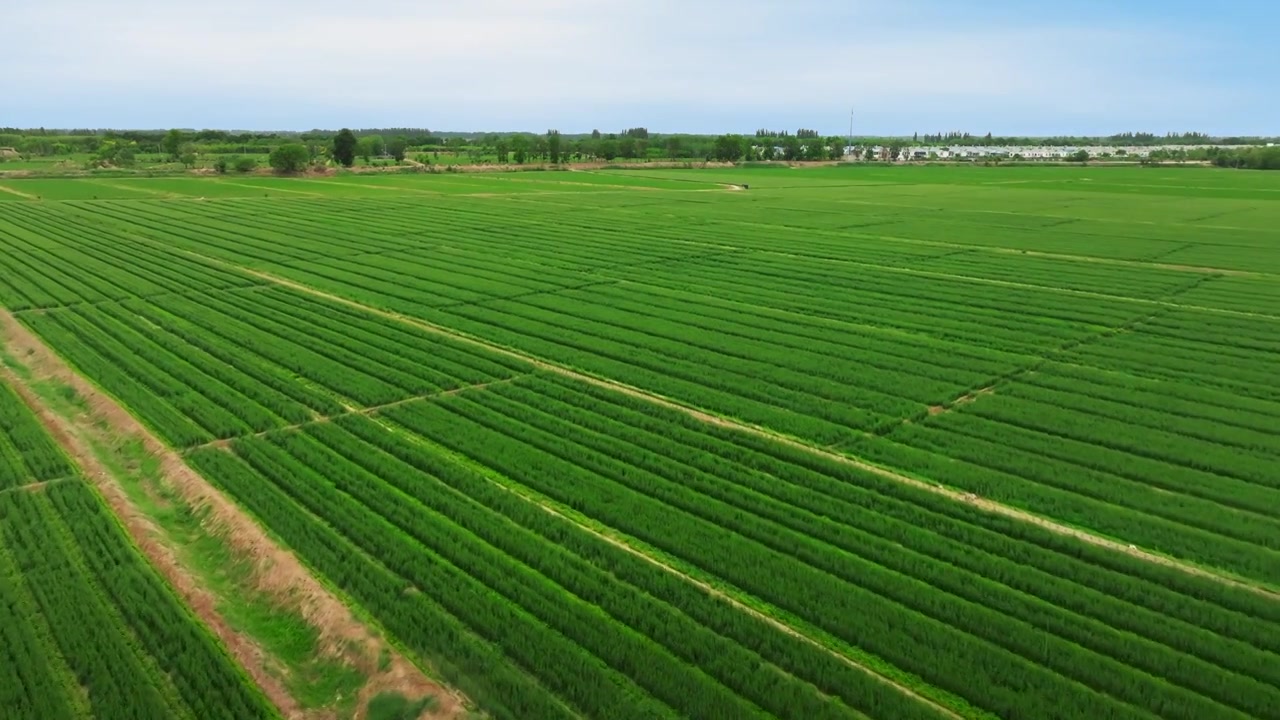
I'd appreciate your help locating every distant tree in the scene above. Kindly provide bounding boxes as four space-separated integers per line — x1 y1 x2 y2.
864 146 876 161
356 137 377 163
547 130 562 164
664 136 682 158
618 136 638 159
162 129 183 159
511 134 530 164
332 128 358 167
213 157 229 174
93 140 137 168
386 136 408 162
598 139 619 161
234 156 258 173
1069 149 1090 163
364 134 386 157
269 143 310 174
494 140 510 163
180 151 198 168
712 134 745 162
913 131 918 142
782 137 802 161
591 129 602 140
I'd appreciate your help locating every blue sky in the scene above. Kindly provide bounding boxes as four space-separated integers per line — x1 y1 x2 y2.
4 0 1276 135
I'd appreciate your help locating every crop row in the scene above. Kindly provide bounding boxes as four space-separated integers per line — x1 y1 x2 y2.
189 414 965 719
17 283 529 447
177 367 1280 720
63 199 1278 583
0 205 256 311
117 197 1171 349
1060 332 1279 401
376 376 1278 719
0 481 276 720
0 380 73 489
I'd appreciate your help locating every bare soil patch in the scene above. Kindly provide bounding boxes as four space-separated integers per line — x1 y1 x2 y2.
0 310 467 719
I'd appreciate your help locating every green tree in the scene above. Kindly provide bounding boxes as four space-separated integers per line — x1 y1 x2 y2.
510 134 530 164
782 137 802 161
269 143 310 174
495 140 510 163
386 136 408 162
664 136 682 159
234 156 258 173
332 129 358 167
712 134 745 162
213 157 230 174
1069 149 1090 163
162 129 183 159
93 140 137 168
547 130 562 164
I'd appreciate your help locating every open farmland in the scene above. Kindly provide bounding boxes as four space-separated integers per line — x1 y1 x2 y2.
0 375 278 720
1 165 1279 719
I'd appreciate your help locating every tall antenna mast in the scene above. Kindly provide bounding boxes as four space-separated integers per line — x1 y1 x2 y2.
848 108 854 157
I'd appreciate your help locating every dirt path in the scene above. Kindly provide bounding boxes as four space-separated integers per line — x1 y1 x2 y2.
0 310 468 719
477 471 964 719
834 198 1273 247
185 376 527 453
0 476 77 496
212 180 325 197
88 181 180 199
0 183 38 200
197 261 1279 601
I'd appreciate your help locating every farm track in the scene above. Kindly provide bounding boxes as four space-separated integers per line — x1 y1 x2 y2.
834 197 1277 236
0 308 470 720
184 375 531 453
711 217 1270 280
0 183 39 199
0 475 77 496
737 247 1279 319
451 452 965 720
159 245 1280 601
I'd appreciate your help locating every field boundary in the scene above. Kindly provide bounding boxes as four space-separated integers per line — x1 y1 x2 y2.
0 475 78 496
157 248 1280 601
183 375 531 453
368 416 973 719
0 309 470 719
0 183 39 199
493 463 967 720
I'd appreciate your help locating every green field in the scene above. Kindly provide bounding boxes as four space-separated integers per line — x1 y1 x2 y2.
1 165 1279 720
0 375 278 720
